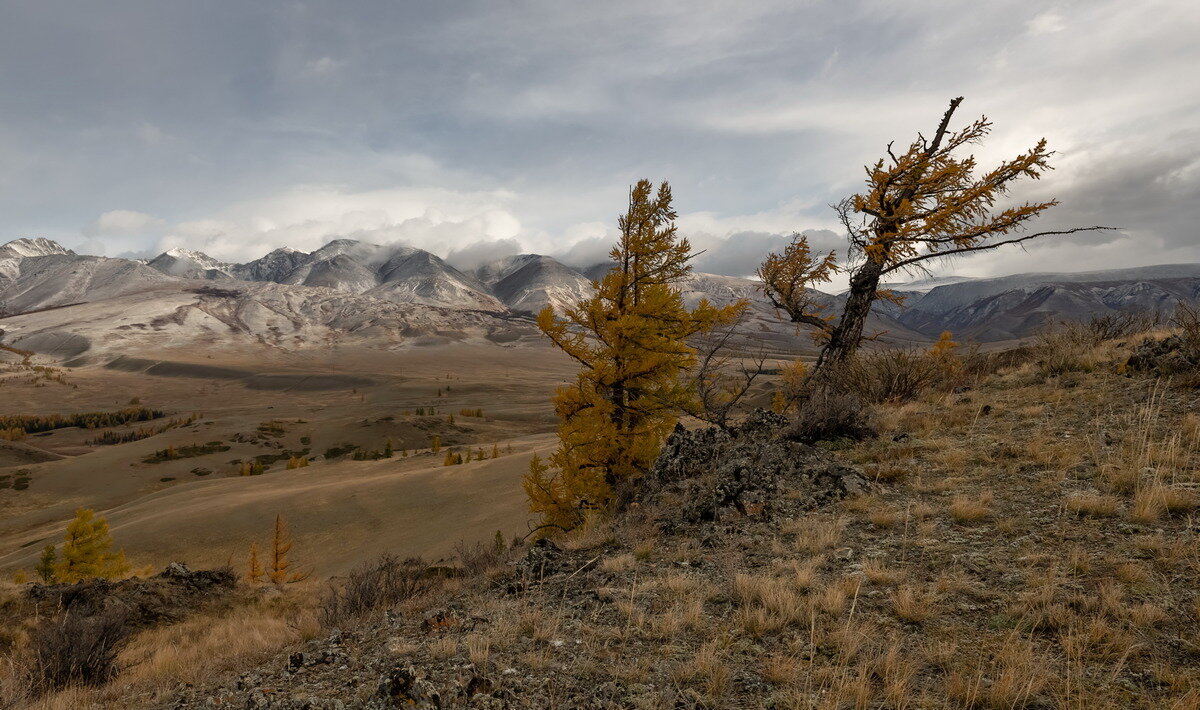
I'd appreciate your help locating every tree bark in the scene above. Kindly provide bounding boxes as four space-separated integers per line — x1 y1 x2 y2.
815 258 884 371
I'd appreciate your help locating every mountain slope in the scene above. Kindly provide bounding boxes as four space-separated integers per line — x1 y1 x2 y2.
0 252 176 316
146 248 234 280
898 264 1200 339
487 255 594 314
0 238 74 283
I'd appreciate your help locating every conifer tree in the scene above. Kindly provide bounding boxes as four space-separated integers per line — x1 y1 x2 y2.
268 514 309 585
36 544 57 583
492 443 500 459
430 435 441 453
55 508 130 582
759 97 1112 375
247 542 264 584
929 331 959 358
384 439 394 458
523 180 744 529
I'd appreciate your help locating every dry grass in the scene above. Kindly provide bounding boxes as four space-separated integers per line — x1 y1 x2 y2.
949 490 994 523
1065 493 1121 517
598 553 636 574
891 585 938 623
862 559 905 586
787 516 845 554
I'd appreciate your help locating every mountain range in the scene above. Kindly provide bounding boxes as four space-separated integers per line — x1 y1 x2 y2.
0 237 1197 360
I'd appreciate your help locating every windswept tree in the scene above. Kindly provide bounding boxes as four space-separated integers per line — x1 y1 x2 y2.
761 97 1113 373
524 179 744 530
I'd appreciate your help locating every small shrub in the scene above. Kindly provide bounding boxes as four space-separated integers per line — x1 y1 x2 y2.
453 538 507 576
829 349 943 403
1087 311 1161 342
787 390 874 444
320 555 434 626
25 609 131 694
1033 322 1097 376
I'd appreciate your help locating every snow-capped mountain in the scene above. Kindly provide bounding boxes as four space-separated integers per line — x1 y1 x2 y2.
481 254 595 315
0 238 75 284
4 237 1200 358
146 248 235 280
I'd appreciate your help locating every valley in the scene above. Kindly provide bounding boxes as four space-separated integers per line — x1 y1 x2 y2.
0 344 581 577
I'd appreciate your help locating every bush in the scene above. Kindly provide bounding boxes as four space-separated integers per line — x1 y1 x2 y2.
1087 311 1163 342
828 349 942 404
1033 322 1097 376
25 608 130 694
453 537 507 576
787 390 875 444
319 555 434 627
1172 302 1200 359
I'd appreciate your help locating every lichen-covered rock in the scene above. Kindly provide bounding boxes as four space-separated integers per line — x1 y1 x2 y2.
643 409 870 524
26 562 237 629
1126 334 1200 375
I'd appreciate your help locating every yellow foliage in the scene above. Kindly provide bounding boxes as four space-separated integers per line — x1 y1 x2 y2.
524 180 743 530
772 359 810 413
247 542 264 584
55 508 130 582
929 331 959 358
268 514 309 585
757 234 838 341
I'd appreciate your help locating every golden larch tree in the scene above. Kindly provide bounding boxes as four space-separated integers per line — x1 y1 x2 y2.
523 179 744 530
247 542 264 584
760 97 1113 374
55 508 130 582
268 513 309 585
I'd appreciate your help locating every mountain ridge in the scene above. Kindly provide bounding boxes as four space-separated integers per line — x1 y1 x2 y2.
2 238 1199 356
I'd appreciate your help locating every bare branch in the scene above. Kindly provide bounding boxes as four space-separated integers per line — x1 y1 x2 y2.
882 226 1120 274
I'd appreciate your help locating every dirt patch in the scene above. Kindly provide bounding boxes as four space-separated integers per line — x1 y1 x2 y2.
103 357 375 391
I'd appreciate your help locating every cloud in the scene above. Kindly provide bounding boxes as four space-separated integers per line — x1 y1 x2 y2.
82 210 167 238
1027 10 1066 35
146 185 525 263
303 56 345 77
2 0 1197 282
73 238 107 256
444 238 524 271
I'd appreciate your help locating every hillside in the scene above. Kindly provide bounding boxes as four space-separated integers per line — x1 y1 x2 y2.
4 322 1198 708
894 264 1200 340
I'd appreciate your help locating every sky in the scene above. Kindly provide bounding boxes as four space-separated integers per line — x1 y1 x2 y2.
1 0 1198 284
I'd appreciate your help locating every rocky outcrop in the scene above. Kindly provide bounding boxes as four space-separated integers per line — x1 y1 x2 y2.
1125 334 1200 375
27 562 237 629
642 409 871 525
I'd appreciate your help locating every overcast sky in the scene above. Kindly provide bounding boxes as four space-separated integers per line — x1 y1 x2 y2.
1 1 1197 282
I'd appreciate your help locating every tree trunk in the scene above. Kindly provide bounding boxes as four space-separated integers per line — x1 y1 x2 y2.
815 259 884 373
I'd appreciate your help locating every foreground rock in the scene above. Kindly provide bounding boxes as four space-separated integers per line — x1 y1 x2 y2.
27 562 237 629
642 409 872 525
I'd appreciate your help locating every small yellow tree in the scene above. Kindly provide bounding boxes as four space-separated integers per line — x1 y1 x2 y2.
929 331 959 358
247 542 264 584
268 514 309 585
55 508 130 582
523 180 744 530
35 544 57 583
